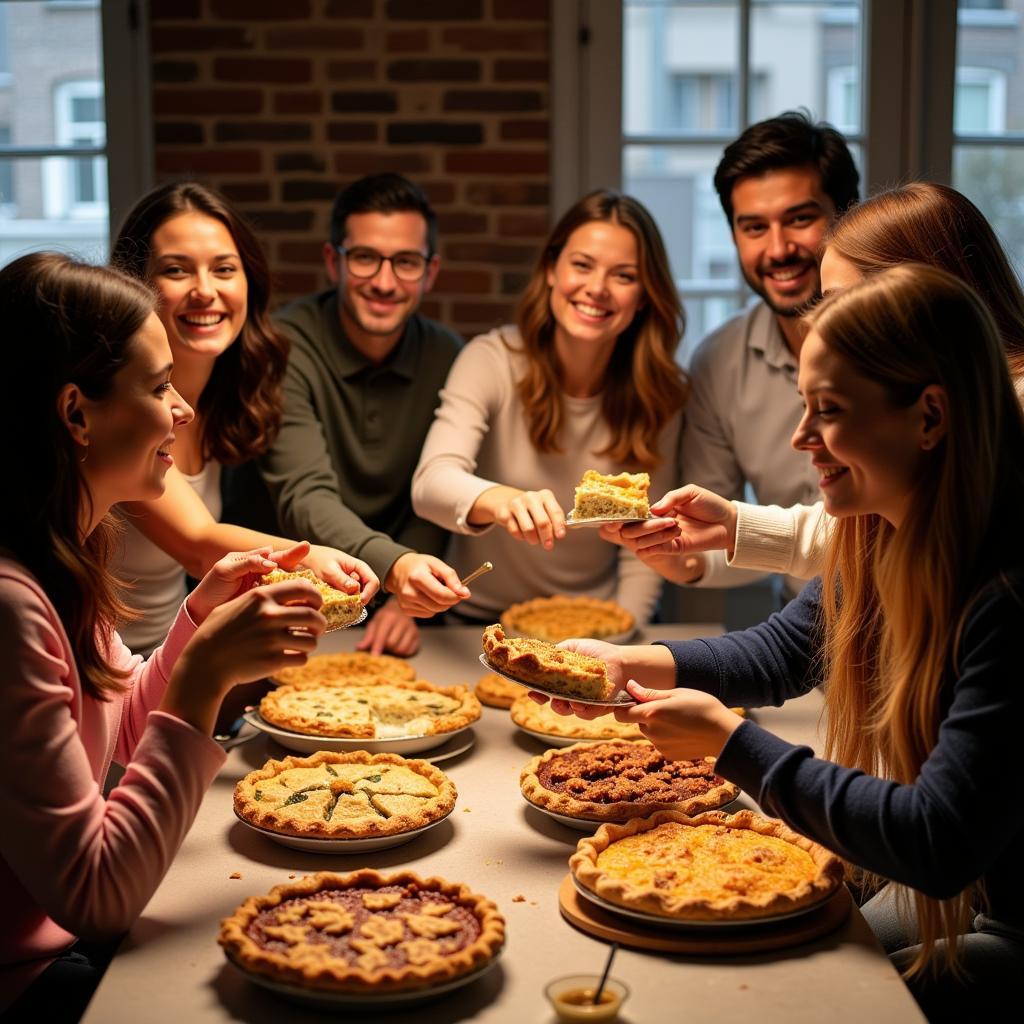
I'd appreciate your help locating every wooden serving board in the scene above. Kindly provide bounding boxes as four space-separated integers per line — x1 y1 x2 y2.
558 875 852 955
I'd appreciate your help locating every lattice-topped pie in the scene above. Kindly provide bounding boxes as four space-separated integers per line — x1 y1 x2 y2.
501 595 634 643
234 751 456 839
259 680 481 739
521 741 737 821
482 624 615 701
219 869 505 994
570 810 844 921
474 673 526 710
272 652 416 687
259 568 364 629
510 694 643 740
572 470 650 521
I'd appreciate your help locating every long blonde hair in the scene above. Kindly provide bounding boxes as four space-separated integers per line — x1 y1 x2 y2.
809 264 1024 978
513 190 688 469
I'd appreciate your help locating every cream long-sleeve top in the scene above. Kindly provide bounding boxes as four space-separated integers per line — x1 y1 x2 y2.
411 327 682 623
0 557 226 1009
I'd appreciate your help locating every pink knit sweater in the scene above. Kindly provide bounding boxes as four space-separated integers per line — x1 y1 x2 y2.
0 558 226 1008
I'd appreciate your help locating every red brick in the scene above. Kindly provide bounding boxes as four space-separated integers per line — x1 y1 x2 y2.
248 210 316 232
152 27 253 52
327 61 378 82
502 271 532 294
387 60 480 83
444 241 537 262
282 180 340 202
276 152 328 173
273 91 323 115
333 151 432 174
210 0 310 19
452 301 513 324
442 27 547 51
152 61 199 83
327 122 379 142
445 151 548 174
436 269 493 293
494 0 549 17
386 0 482 18
274 271 320 294
154 88 263 116
387 122 482 145
498 212 549 237
444 90 543 112
464 181 548 205
151 0 200 18
219 182 272 203
419 299 444 321
155 149 263 174
495 59 548 82
325 0 374 14
420 180 458 205
500 119 548 141
215 58 312 84
154 122 204 145
387 29 429 52
437 211 489 234
215 122 312 142
265 28 363 50
278 241 325 264
331 91 397 113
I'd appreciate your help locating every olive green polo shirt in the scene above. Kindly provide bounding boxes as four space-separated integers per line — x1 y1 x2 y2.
261 289 462 582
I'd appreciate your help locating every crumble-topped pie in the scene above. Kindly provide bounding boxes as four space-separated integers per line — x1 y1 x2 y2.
259 680 481 739
481 624 615 702
474 673 526 709
501 595 634 643
509 694 643 740
234 751 456 839
219 869 505 994
259 568 364 629
572 470 650 521
521 741 737 821
570 809 844 921
272 652 416 687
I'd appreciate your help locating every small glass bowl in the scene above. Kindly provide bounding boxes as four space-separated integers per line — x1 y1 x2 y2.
544 974 629 1022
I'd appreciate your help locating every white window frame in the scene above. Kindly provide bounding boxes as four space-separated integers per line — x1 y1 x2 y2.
46 79 107 220
954 65 1008 135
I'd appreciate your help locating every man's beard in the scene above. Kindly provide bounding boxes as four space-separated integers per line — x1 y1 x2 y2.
741 258 821 318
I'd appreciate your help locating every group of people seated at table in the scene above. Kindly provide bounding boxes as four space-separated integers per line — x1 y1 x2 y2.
1 108 1022 1021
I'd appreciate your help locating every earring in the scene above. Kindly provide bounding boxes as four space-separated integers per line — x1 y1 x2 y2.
79 445 89 464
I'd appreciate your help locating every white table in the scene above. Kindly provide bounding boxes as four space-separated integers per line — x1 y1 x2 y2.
84 624 924 1023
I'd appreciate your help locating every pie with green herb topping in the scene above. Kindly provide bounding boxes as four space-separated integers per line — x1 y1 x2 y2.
234 751 456 839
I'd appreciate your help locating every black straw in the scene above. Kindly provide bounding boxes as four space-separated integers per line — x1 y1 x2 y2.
593 941 618 1005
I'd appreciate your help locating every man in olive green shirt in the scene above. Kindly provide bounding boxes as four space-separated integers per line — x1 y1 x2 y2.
262 174 469 655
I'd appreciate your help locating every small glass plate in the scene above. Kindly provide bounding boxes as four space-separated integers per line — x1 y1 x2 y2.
478 654 636 707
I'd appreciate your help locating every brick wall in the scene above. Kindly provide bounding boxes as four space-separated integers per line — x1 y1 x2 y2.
149 0 551 340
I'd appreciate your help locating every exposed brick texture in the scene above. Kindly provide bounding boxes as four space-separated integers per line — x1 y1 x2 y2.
150 0 551 339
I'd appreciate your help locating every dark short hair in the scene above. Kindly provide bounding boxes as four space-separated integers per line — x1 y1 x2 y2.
328 173 437 254
713 110 860 222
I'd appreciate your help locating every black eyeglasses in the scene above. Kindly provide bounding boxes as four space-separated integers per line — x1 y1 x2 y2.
337 247 432 282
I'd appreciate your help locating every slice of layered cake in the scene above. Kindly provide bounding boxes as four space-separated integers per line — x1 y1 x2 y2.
572 470 650 521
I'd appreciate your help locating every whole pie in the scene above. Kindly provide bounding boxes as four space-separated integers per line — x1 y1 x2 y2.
272 652 416 687
259 680 481 739
521 741 737 821
219 869 505 994
474 672 526 709
570 809 844 921
501 595 634 643
259 568 364 629
510 694 642 740
481 624 615 701
234 751 456 839
572 470 650 521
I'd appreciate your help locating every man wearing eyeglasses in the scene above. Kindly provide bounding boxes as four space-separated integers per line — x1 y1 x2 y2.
261 173 468 656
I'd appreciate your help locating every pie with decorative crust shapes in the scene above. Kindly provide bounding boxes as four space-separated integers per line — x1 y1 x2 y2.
501 595 634 643
572 470 650 521
481 624 615 701
570 809 844 921
521 741 737 821
509 694 643 740
259 568 364 629
234 751 456 839
219 869 505 994
474 673 526 710
259 680 481 739
272 652 416 688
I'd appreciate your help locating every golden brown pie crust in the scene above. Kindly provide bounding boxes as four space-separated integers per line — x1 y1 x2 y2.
570 809 844 921
501 595 635 643
473 672 526 709
259 569 364 628
520 741 738 821
572 470 651 520
509 694 643 740
219 869 505 993
481 624 615 701
234 751 457 839
272 652 416 687
259 679 481 739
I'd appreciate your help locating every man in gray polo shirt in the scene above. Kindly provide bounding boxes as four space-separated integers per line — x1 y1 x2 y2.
261 174 469 655
674 112 859 595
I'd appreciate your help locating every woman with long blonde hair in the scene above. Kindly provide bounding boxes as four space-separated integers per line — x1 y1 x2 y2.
412 190 688 622
551 264 1024 1014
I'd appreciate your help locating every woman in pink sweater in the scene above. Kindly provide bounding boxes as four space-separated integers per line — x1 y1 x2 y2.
0 253 326 1018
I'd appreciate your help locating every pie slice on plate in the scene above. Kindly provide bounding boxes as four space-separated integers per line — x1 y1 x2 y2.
259 569 364 629
570 470 650 522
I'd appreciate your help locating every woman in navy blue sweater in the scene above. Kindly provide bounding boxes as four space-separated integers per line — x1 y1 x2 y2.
555 263 1024 1017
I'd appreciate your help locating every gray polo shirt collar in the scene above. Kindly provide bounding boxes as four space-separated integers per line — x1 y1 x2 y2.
746 301 798 374
321 291 420 382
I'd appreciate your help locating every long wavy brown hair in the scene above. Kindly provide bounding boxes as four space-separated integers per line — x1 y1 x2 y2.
513 190 688 469
809 265 1024 978
111 182 288 464
0 253 156 700
825 182 1024 385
